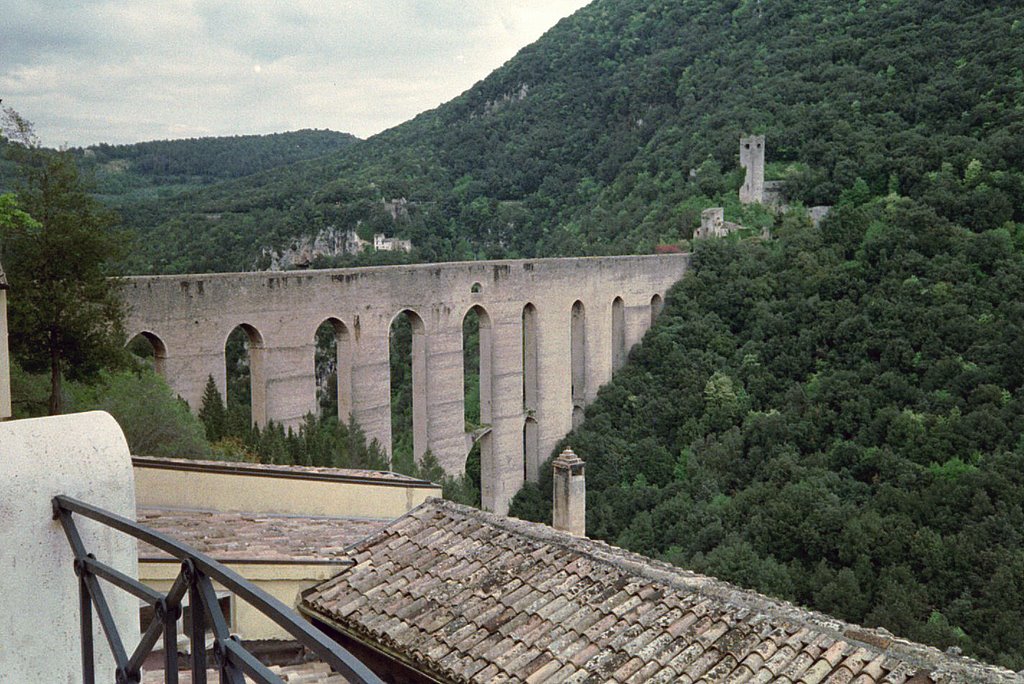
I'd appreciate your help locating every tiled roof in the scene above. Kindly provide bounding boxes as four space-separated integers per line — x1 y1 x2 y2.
142 660 350 683
300 498 1017 684
138 508 390 563
133 456 439 487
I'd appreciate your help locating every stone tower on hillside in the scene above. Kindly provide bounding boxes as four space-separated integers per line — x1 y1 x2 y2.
739 134 765 204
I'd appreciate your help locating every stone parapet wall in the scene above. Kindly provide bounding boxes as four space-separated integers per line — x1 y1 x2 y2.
134 457 440 518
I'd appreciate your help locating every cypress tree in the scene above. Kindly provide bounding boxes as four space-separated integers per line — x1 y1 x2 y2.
198 374 226 443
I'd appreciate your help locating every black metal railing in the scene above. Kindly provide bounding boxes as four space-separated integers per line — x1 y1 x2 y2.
52 495 384 684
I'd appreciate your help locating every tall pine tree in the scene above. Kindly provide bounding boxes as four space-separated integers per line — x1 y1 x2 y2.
1 106 127 414
198 374 227 443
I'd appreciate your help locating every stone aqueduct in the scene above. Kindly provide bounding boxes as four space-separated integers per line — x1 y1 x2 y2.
122 254 691 513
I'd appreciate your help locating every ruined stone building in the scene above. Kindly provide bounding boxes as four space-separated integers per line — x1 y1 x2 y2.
373 233 413 252
738 135 834 223
694 207 744 239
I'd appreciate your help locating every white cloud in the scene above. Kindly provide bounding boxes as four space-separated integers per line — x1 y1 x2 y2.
0 0 591 147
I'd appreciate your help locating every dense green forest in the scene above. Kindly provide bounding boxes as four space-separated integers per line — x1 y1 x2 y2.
511 198 1024 668
75 129 358 191
95 0 1024 274
0 129 358 238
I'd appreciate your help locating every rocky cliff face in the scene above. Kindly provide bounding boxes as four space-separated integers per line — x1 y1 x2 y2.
262 226 365 270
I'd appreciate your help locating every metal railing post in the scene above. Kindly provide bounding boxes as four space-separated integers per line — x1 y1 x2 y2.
185 561 208 684
160 597 180 684
80 569 96 684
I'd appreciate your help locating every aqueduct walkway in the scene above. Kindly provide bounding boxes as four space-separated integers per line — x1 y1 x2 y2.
122 254 690 513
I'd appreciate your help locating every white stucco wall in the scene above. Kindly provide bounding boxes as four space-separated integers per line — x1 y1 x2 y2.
0 411 139 683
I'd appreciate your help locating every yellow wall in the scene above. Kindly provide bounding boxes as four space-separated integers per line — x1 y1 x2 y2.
141 561 344 641
134 464 439 518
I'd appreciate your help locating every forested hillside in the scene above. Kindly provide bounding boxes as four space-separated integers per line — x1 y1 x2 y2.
77 129 358 200
113 0 1024 273
511 199 1024 668
0 129 357 230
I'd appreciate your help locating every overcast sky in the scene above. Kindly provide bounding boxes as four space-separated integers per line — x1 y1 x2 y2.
0 0 590 148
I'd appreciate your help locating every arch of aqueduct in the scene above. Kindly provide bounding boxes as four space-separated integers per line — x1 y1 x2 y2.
122 254 690 513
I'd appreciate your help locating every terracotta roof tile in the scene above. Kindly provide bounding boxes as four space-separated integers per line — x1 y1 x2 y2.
645 667 679 684
624 659 664 683
555 633 593 663
137 507 389 563
561 605 604 635
664 642 707 674
561 667 592 684
475 663 502 680
686 647 726 679
665 610 701 638
526 657 563 683
509 647 547 675
586 648 632 678
299 499 1017 683
782 646 821 680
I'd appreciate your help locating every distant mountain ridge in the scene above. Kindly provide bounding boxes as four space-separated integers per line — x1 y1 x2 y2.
77 129 359 188
60 0 1024 272
1 129 359 214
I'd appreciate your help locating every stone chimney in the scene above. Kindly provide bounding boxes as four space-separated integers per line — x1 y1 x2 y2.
552 448 586 537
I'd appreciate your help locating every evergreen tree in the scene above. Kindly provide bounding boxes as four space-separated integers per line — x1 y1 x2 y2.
0 107 127 414
198 374 227 442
